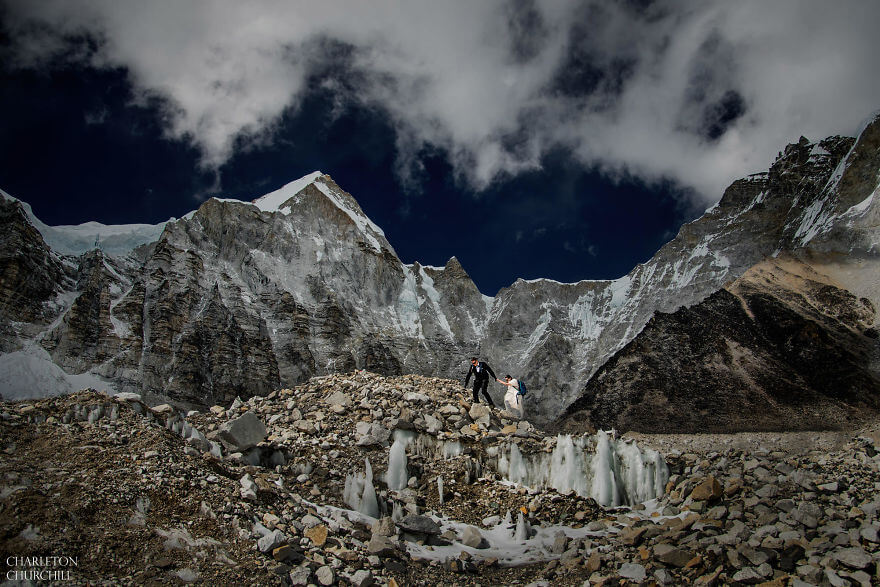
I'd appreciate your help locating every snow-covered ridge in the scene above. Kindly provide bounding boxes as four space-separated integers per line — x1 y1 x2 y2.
251 171 324 213
2 171 387 258
0 188 169 257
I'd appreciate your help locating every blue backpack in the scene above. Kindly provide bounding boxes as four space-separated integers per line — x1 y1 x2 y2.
517 380 528 396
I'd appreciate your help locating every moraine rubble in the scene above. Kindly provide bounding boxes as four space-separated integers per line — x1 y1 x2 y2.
2 371 879 585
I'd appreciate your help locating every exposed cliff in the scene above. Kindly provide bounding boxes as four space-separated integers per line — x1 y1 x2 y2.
556 257 880 434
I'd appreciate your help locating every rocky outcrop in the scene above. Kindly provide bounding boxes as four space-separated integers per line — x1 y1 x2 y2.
40 250 122 370
557 257 880 434
0 197 72 340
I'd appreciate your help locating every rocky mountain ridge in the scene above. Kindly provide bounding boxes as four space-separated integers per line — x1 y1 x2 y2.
557 256 880 434
1 115 879 425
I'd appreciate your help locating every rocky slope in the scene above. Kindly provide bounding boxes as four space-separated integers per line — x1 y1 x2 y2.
2 116 879 424
557 257 880 434
2 373 879 585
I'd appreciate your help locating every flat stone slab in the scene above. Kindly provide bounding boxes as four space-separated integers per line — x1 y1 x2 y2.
397 514 441 536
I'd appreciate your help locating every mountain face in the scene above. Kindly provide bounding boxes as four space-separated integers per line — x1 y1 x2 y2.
484 120 879 423
0 175 489 406
1 117 879 420
556 257 880 434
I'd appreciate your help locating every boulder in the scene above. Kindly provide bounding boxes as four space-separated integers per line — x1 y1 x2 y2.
460 526 487 549
366 535 397 557
653 544 694 567
324 391 351 408
397 514 441 536
217 411 266 450
257 529 288 553
690 476 723 502
619 563 646 582
468 404 491 424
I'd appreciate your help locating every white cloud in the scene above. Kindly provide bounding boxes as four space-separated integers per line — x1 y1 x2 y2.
4 0 879 202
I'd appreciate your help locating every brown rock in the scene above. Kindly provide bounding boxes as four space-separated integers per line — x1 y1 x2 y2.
694 565 723 586
272 545 300 563
690 476 723 502
653 543 694 567
619 526 647 546
584 551 602 573
725 478 744 496
305 524 328 547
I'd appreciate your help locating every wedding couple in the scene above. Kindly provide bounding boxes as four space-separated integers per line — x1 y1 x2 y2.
463 357 524 418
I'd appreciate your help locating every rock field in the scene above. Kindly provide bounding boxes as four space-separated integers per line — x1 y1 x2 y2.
2 371 879 585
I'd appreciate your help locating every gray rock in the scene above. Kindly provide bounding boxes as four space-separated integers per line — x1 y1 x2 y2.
832 546 872 569
618 563 646 582
755 484 779 499
217 411 266 450
859 523 879 543
423 414 443 432
315 566 335 586
240 474 258 500
404 392 430 403
460 526 486 549
824 568 847 587
371 517 396 537
797 564 823 584
258 530 287 553
775 498 796 512
653 543 693 567
301 514 321 528
175 568 199 582
737 545 773 566
356 422 391 446
792 503 821 529
397 514 441 536
468 404 491 424
550 532 568 554
366 534 397 557
289 565 312 586
653 568 675 585
731 567 765 584
324 391 351 407
350 569 374 587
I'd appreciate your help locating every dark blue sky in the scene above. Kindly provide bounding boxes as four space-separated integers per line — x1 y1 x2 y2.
0 63 698 295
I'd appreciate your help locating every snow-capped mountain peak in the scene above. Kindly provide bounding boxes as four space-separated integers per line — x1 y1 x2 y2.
251 170 325 213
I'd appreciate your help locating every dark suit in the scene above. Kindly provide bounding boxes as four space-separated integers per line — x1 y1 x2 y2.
464 361 497 406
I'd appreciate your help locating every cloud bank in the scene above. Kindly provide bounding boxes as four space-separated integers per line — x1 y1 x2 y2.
3 0 879 202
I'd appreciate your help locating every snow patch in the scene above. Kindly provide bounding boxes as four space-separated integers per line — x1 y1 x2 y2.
0 343 118 400
418 266 454 338
844 186 877 217
14 194 168 257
